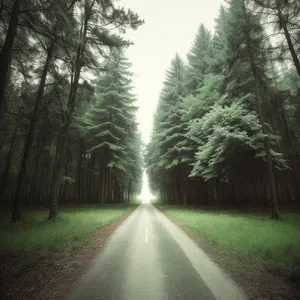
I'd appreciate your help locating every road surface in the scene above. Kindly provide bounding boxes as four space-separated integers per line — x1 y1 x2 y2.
68 203 247 300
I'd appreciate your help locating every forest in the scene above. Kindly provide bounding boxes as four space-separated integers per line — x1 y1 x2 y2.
0 0 144 221
1 0 300 299
146 0 300 219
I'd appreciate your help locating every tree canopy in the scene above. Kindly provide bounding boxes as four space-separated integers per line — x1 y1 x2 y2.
146 0 300 218
0 0 144 221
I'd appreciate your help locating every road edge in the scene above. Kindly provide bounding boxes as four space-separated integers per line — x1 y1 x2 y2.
4 207 137 300
156 206 300 300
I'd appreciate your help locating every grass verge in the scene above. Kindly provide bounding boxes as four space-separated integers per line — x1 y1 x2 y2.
0 204 137 281
157 205 300 282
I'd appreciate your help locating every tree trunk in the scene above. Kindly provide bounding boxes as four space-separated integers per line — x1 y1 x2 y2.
62 151 72 203
28 134 48 204
242 0 279 219
75 140 84 202
128 179 132 203
96 174 100 203
37 143 51 204
254 78 279 218
49 121 73 218
0 123 18 204
28 150 41 204
0 120 9 152
275 2 300 77
48 137 62 219
48 7 90 219
12 41 55 221
0 0 21 113
101 167 107 205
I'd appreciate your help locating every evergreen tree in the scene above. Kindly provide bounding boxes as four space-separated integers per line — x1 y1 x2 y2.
86 50 142 204
146 0 300 217
0 0 144 221
147 54 193 205
186 24 213 93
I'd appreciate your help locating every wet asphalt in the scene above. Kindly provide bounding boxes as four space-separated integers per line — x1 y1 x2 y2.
68 203 247 300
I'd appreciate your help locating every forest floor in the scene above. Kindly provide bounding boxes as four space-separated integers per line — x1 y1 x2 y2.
157 204 300 300
0 204 137 300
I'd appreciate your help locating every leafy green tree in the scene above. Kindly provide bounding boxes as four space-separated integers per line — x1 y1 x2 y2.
189 101 286 180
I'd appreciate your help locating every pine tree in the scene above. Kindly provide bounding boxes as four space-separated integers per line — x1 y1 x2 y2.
48 0 143 219
186 24 213 93
224 0 284 218
146 1 296 213
85 50 142 204
253 0 300 77
0 0 143 221
146 54 194 205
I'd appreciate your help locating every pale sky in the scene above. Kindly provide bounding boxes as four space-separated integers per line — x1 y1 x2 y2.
122 0 224 144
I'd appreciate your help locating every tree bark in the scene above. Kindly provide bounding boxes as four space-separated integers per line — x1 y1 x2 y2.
242 0 279 219
0 123 18 205
12 41 55 221
275 1 300 77
75 140 84 202
0 0 21 113
48 4 90 219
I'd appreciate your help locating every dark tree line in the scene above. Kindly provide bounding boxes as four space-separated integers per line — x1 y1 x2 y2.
0 0 143 221
146 0 300 219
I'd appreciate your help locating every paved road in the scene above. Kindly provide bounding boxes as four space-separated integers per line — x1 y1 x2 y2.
68 203 247 300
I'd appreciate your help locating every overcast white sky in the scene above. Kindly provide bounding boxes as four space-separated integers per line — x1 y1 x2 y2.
122 0 224 144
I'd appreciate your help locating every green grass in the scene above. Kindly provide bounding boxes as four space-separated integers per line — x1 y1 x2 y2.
158 205 300 281
0 204 136 278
